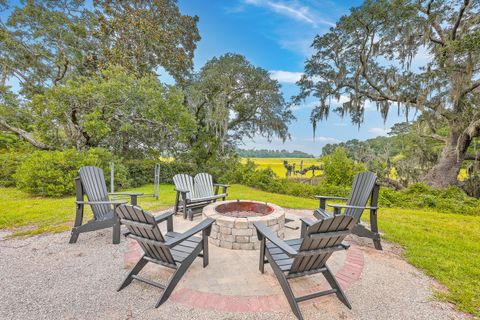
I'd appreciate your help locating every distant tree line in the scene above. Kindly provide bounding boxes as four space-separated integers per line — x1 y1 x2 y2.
237 149 314 158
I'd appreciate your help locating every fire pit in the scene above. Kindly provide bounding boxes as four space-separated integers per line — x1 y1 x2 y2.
203 200 285 250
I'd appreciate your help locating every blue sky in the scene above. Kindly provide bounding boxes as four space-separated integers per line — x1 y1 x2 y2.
174 0 416 155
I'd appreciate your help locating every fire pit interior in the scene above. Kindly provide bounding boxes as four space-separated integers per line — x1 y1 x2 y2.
203 200 285 250
215 201 274 217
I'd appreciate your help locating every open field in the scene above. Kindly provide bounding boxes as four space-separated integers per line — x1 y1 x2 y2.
1 184 479 315
241 157 322 178
243 158 469 181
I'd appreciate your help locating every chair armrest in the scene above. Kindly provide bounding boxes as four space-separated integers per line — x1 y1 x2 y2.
175 188 190 193
327 203 378 215
254 222 297 257
315 195 348 210
154 210 175 223
301 217 317 226
213 183 229 196
76 200 127 205
165 218 214 248
327 204 378 210
300 217 317 237
314 195 348 200
213 183 230 188
109 192 144 196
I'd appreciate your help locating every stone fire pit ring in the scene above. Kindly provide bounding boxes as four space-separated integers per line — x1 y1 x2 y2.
203 200 285 250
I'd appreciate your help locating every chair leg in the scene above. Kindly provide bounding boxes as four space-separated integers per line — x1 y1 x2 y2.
259 237 266 273
182 196 188 219
69 205 84 244
322 266 352 309
370 211 382 250
118 256 148 291
69 229 80 244
174 192 180 214
69 219 115 243
267 251 303 320
155 245 202 308
202 232 209 268
112 219 121 244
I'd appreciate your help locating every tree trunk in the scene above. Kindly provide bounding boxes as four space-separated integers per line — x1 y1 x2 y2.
422 134 464 188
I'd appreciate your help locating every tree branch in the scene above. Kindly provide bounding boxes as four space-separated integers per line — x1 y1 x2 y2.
0 118 54 150
451 0 470 41
418 0 446 44
419 131 448 143
460 79 480 98
53 60 69 86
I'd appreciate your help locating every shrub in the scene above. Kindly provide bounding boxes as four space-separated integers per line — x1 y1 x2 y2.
379 183 480 215
124 159 196 187
222 162 480 216
321 147 365 186
0 151 28 187
14 148 127 197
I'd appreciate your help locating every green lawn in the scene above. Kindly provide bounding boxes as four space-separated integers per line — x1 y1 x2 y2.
0 184 479 315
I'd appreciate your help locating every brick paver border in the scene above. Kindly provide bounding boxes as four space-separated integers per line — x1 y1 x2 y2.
124 241 364 312
169 245 364 312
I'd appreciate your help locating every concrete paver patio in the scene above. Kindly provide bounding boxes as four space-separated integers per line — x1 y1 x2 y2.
0 208 469 319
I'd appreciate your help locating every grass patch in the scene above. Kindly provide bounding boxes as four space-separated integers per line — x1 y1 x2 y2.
375 208 480 315
0 184 316 234
0 184 479 315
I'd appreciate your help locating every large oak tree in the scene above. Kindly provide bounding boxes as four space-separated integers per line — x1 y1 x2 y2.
295 0 480 187
0 0 199 150
185 54 294 167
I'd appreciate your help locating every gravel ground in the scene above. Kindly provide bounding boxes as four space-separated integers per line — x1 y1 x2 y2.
0 214 470 320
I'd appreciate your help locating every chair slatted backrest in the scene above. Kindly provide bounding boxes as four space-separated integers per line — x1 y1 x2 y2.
78 166 111 220
194 173 214 198
116 205 176 266
173 174 195 200
289 215 356 275
344 172 377 220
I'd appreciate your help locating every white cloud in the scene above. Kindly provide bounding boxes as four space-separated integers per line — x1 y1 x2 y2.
243 0 334 27
269 70 303 83
315 136 339 142
368 127 389 136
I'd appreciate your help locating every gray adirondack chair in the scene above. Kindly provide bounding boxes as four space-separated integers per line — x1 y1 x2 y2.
173 173 229 220
69 166 144 244
312 171 381 249
254 214 356 320
116 204 214 308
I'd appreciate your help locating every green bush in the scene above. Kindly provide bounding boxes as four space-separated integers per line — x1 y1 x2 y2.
14 148 127 197
320 147 365 186
124 159 196 187
222 161 480 216
0 152 28 187
379 183 480 215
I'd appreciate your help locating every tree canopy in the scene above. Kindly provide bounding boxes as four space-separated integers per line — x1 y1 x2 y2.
295 0 480 187
185 53 294 167
31 66 194 156
0 0 200 156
